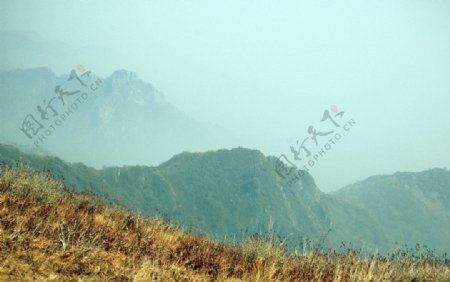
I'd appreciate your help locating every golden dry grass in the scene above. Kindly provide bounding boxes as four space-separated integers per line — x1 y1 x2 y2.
0 164 449 281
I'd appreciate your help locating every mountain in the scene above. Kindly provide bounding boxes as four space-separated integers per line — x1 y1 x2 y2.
1 143 449 254
0 143 386 251
334 169 450 254
3 164 448 281
0 30 119 74
0 67 237 167
0 31 70 72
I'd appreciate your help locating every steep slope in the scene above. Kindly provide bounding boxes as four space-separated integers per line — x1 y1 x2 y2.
0 67 236 167
155 149 387 250
2 165 448 281
0 143 385 251
334 169 450 254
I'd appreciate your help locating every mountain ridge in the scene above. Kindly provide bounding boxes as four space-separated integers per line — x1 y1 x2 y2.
0 67 238 168
0 142 415 253
334 168 450 254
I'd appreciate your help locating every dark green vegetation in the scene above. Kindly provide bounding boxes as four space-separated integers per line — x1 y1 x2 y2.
1 143 449 255
2 164 448 281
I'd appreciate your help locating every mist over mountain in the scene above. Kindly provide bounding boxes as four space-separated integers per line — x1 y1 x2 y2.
0 30 118 75
2 143 449 254
2 2 450 279
0 67 238 167
0 44 448 257
0 31 69 72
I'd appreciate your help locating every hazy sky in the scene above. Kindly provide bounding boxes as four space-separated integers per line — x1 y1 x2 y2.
1 0 449 192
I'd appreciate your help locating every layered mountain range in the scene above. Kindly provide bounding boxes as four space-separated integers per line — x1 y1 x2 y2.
1 34 448 255
1 143 449 254
0 67 237 167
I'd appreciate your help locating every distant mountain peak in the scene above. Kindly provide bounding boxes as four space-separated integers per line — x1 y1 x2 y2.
110 69 139 81
101 69 167 104
0 67 236 167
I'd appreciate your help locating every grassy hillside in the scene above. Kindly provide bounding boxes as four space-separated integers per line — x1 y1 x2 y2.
1 164 449 281
0 144 387 252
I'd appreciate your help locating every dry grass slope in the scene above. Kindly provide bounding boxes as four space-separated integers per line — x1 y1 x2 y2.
0 164 449 281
